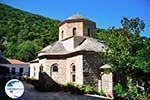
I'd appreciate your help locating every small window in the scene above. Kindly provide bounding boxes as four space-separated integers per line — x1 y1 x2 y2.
72 75 75 82
88 28 90 36
40 65 43 72
53 66 58 72
72 65 76 72
33 67 36 76
73 28 76 36
11 67 15 74
61 31 64 39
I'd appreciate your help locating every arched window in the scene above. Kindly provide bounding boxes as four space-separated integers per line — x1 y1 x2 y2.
61 30 64 39
51 64 58 73
72 75 75 82
88 28 90 36
71 64 76 82
40 65 43 72
53 66 58 72
34 67 36 76
72 65 76 72
73 28 76 36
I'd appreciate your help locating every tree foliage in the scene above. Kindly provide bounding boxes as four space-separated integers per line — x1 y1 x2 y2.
121 17 145 36
96 17 150 98
0 3 60 61
97 18 149 73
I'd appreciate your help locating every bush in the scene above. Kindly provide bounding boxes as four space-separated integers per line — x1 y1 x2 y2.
80 85 95 94
137 92 150 100
114 77 150 99
99 90 106 96
66 83 81 94
80 85 105 95
125 77 139 99
26 78 105 96
65 83 103 95
114 83 126 97
23 77 31 82
60 84 69 92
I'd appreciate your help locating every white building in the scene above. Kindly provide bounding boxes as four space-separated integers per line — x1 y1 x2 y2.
0 58 30 76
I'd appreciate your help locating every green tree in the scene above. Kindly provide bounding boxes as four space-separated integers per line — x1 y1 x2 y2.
3 42 18 59
0 3 60 61
96 17 150 98
16 41 42 61
121 17 145 36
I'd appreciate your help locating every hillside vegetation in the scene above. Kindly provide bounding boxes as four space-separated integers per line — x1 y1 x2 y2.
0 3 60 61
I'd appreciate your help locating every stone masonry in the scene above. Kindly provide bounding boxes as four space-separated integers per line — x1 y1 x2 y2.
30 14 113 95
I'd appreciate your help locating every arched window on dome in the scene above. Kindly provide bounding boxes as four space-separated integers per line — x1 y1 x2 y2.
73 28 76 36
61 30 64 39
88 28 90 36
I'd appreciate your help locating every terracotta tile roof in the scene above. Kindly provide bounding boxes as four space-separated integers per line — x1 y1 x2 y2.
6 58 27 64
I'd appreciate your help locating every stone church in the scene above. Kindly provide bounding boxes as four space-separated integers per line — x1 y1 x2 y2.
30 14 113 95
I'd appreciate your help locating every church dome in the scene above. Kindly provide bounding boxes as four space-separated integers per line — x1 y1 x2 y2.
67 14 86 20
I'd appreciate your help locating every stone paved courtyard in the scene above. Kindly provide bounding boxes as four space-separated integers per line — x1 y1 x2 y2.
18 82 108 100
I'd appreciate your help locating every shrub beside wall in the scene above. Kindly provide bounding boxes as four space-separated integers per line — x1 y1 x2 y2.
25 78 105 96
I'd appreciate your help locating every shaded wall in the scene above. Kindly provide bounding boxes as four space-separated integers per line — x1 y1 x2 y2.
83 52 104 88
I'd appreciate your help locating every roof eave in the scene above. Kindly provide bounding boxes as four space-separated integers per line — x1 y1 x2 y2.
59 19 96 27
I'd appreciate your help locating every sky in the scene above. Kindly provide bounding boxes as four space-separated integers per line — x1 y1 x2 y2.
0 0 150 37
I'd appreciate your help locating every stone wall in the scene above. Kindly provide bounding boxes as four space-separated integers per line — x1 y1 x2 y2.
59 22 83 40
83 22 96 37
30 63 41 79
66 55 83 85
83 53 113 95
30 53 113 95
39 58 67 84
83 52 104 88
59 21 96 41
30 54 83 85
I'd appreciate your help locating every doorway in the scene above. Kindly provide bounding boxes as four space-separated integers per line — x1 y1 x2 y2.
19 68 23 76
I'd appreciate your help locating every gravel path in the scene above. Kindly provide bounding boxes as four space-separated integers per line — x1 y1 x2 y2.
18 82 105 100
